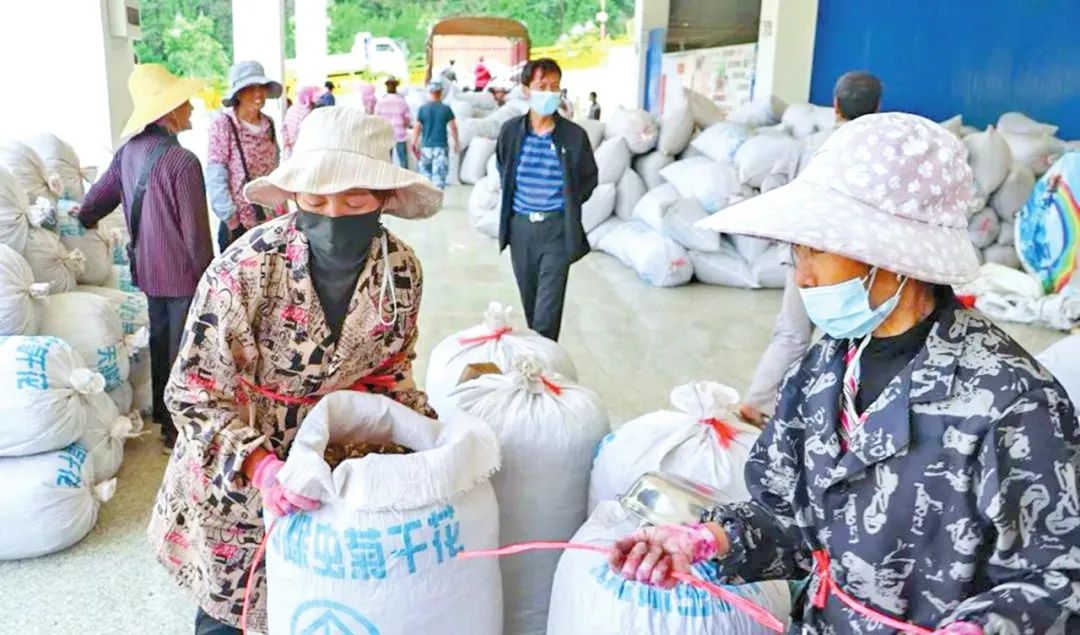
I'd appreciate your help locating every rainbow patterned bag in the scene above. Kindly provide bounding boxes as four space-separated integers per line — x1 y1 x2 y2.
1017 152 1080 293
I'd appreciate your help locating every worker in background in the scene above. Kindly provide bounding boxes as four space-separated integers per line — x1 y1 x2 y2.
588 91 601 120
558 88 574 119
475 55 492 91
612 112 1080 635
76 64 213 453
316 80 336 107
490 83 509 107
412 80 459 190
148 109 442 634
206 61 283 252
739 71 882 425
441 59 458 86
282 86 318 160
375 76 411 168
495 58 598 341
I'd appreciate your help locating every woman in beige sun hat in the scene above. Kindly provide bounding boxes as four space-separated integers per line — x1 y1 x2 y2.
609 113 1080 634
148 106 443 633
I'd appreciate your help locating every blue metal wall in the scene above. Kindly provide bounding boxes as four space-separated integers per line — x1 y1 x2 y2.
809 1 1080 139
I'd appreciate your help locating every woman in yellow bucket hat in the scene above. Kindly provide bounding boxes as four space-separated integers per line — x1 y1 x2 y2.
76 64 214 453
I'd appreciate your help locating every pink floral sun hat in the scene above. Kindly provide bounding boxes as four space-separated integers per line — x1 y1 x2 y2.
697 112 981 285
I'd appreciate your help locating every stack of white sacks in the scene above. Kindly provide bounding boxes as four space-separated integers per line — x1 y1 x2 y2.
0 135 152 560
413 301 792 633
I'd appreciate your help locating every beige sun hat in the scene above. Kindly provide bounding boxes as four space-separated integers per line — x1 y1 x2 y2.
120 64 205 140
244 107 443 219
697 112 980 285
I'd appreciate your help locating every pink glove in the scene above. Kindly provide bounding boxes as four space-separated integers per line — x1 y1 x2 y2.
935 623 983 635
251 455 321 517
608 524 721 588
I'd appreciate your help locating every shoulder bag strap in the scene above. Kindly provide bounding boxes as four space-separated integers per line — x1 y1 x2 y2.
226 115 269 222
129 135 177 250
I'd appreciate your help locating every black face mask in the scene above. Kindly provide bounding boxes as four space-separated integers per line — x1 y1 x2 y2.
295 209 383 342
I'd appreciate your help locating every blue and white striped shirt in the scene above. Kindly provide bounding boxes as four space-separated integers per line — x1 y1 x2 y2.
513 131 565 213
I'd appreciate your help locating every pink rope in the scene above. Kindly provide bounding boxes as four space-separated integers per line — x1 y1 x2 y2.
458 326 512 346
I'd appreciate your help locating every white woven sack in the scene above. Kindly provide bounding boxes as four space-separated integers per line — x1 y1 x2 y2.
55 202 111 285
726 95 787 128
968 208 1001 249
0 335 112 457
76 284 149 340
0 140 61 208
576 118 606 151
446 357 610 635
781 103 819 139
983 245 1020 269
486 152 499 179
547 501 792 635
658 106 695 156
582 183 616 234
603 107 660 154
595 219 693 287
735 135 800 188
587 216 625 250
25 134 89 200
446 148 462 186
1000 130 1055 177
268 392 503 635
939 115 964 137
468 175 501 239
83 396 142 482
106 263 139 293
731 235 773 264
614 168 647 220
38 291 142 392
457 90 497 110
135 377 152 416
0 440 116 560
996 221 1015 247
458 118 485 150
964 126 1013 196
460 137 497 185
0 166 35 254
752 244 789 289
633 150 675 190
685 89 724 129
690 122 751 163
997 112 1058 137
595 137 632 185
812 105 836 133
108 381 133 413
0 245 49 336
663 198 721 252
661 157 739 212
424 301 578 414
24 227 85 293
990 164 1036 220
448 98 475 122
691 243 756 288
631 183 681 232
589 382 759 511
1038 335 1080 407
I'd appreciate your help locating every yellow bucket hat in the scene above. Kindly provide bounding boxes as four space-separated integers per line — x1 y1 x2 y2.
120 64 205 140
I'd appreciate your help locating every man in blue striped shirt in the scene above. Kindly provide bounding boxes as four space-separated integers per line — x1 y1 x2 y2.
495 58 598 341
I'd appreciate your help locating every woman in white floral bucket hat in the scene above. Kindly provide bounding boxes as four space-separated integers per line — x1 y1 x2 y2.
148 107 443 634
610 113 1080 634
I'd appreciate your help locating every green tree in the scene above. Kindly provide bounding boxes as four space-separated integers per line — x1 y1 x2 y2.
135 0 232 66
160 13 230 82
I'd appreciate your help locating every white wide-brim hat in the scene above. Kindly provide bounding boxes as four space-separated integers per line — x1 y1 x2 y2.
244 107 443 219
697 112 981 285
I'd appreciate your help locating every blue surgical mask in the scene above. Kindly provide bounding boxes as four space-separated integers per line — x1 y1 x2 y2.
529 90 561 116
799 268 908 340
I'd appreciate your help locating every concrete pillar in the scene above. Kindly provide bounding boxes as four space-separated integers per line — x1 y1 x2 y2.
632 0 671 111
294 0 330 88
0 0 134 169
232 0 287 124
753 0 819 104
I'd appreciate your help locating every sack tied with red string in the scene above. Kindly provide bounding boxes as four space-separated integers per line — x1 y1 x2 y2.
265 392 503 635
589 382 761 513
423 301 578 413
444 356 610 635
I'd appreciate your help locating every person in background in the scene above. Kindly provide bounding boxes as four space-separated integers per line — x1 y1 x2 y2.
558 88 574 119
206 61 283 253
412 80 458 190
359 82 377 115
495 58 597 341
375 77 411 168
148 109 442 634
282 85 318 160
316 80 336 107
739 71 883 425
490 84 509 107
588 91 601 120
611 113 1080 635
76 64 213 453
475 55 491 91
441 59 458 86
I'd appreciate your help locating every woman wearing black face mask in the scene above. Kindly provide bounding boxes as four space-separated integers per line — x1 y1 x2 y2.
147 108 443 634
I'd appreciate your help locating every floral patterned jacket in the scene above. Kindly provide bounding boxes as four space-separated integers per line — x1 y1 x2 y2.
706 300 1080 634
147 213 433 632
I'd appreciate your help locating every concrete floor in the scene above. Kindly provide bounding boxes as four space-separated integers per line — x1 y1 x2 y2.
0 186 1065 635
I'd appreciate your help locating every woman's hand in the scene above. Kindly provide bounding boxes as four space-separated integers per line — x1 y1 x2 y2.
608 523 727 588
251 454 320 517
737 403 767 428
